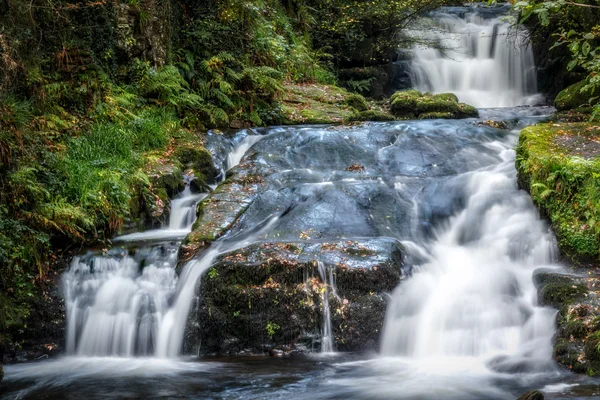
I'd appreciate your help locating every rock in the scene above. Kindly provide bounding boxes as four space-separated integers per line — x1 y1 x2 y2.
175 146 219 184
389 90 478 119
476 120 510 129
517 390 544 400
555 79 599 111
345 94 370 111
184 238 403 355
533 268 600 376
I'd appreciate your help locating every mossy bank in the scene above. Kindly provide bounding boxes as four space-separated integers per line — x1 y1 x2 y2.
517 119 600 376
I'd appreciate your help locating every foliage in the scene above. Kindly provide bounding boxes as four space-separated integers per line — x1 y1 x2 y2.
514 1 600 120
306 0 449 68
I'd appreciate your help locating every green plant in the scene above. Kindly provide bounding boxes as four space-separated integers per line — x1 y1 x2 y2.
266 321 281 339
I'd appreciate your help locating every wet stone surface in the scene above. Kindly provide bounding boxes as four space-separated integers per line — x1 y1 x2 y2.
182 114 549 355
534 268 600 376
185 238 403 355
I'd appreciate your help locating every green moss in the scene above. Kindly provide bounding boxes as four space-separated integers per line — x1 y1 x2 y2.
540 281 587 308
346 94 369 111
516 123 600 263
419 112 455 119
555 79 599 111
349 110 395 122
434 93 459 102
389 90 478 120
564 320 588 339
175 146 218 183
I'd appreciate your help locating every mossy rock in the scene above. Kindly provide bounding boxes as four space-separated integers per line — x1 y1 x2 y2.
516 122 600 263
419 112 455 120
349 110 395 122
389 90 478 119
584 334 600 362
346 94 369 112
175 146 218 183
539 280 587 308
563 320 589 339
555 79 599 111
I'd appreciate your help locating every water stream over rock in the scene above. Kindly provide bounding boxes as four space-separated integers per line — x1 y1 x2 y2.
4 4 600 400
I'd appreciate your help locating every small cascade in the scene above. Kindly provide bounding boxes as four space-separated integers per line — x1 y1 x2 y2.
226 135 264 171
63 137 268 358
168 186 201 230
317 261 337 353
64 178 205 357
408 5 542 107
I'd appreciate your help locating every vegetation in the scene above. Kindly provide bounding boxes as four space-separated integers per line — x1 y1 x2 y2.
515 0 600 120
516 123 600 263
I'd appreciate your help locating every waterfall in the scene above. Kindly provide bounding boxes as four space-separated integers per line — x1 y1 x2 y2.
317 261 337 353
408 5 542 108
380 161 557 371
63 185 203 357
64 134 266 358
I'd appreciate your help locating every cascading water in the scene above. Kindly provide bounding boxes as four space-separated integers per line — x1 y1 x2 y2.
408 5 542 107
63 183 203 356
317 261 337 353
63 135 266 358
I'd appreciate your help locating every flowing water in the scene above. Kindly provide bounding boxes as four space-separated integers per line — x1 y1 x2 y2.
317 261 337 354
4 4 600 400
408 4 542 107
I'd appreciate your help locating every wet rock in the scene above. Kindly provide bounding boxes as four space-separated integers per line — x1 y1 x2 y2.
555 79 599 111
476 120 510 129
185 238 403 355
389 90 478 119
517 390 544 400
1 265 66 364
179 162 270 263
534 268 600 376
345 94 369 112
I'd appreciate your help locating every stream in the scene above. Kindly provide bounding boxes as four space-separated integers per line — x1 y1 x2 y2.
2 4 600 400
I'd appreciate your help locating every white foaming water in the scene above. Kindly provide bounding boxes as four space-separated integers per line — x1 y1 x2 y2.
226 134 264 171
64 185 205 356
64 167 210 357
409 7 542 107
317 261 337 353
376 142 559 394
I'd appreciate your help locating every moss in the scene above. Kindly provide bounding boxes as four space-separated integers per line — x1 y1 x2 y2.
539 281 587 308
346 94 369 111
555 79 599 111
419 112 455 119
516 122 600 263
349 110 395 122
584 334 600 361
434 93 459 102
564 320 588 339
175 146 218 183
389 90 478 119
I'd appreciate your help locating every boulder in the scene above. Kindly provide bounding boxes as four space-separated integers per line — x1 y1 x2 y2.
184 238 403 355
389 90 478 119
554 79 598 111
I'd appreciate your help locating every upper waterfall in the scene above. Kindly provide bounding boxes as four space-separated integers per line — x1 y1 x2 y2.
408 5 542 108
